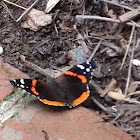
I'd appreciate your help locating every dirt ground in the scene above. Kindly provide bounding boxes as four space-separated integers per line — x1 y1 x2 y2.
0 0 140 139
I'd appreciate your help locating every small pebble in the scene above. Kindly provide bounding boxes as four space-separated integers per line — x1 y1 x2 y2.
84 11 89 15
68 46 88 64
101 68 109 75
57 54 68 65
0 46 3 55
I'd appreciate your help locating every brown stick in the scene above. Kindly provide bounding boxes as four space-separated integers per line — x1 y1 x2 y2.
2 1 14 20
16 0 39 22
20 55 53 80
76 15 140 28
120 22 136 69
124 31 136 96
101 0 133 11
99 78 117 97
119 7 140 23
3 0 27 10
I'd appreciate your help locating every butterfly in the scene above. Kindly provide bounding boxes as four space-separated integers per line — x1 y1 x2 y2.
10 61 96 108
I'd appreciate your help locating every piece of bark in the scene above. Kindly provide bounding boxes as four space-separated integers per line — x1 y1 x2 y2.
98 78 117 97
119 7 140 23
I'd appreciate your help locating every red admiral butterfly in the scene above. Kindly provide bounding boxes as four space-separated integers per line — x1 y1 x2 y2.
10 61 96 108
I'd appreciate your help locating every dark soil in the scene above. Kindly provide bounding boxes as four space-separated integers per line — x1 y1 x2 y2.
0 0 140 139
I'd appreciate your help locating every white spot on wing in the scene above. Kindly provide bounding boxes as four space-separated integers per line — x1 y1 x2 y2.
77 65 85 70
13 80 16 82
86 68 90 72
20 79 25 84
20 85 25 88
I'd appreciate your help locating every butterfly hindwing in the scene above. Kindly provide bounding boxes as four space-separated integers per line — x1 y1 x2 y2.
56 61 96 107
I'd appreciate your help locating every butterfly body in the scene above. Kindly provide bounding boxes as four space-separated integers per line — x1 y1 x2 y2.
10 61 96 108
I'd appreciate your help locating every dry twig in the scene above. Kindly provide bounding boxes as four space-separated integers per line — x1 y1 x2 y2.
99 78 117 97
101 0 133 11
120 22 136 70
91 97 108 112
124 31 136 97
119 7 140 23
127 91 140 97
102 41 122 54
111 113 122 124
3 0 27 10
16 0 39 22
2 1 14 20
124 98 140 104
20 55 54 80
88 40 102 62
76 33 89 53
76 15 140 28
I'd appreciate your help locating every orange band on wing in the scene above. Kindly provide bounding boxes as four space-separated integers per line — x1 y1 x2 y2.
77 75 87 83
72 90 90 107
65 71 87 83
31 80 39 96
32 80 37 86
40 99 65 106
65 71 77 76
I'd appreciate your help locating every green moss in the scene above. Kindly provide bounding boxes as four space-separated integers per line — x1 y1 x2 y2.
0 88 37 126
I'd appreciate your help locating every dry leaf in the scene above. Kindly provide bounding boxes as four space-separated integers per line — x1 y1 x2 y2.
106 48 118 57
108 88 125 101
21 9 52 31
107 9 117 19
45 0 60 13
128 82 139 93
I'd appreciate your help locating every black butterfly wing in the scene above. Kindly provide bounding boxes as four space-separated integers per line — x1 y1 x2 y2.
10 79 66 106
56 60 96 107
56 74 90 107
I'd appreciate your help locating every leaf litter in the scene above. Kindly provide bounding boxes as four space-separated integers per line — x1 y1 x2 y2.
0 0 140 139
